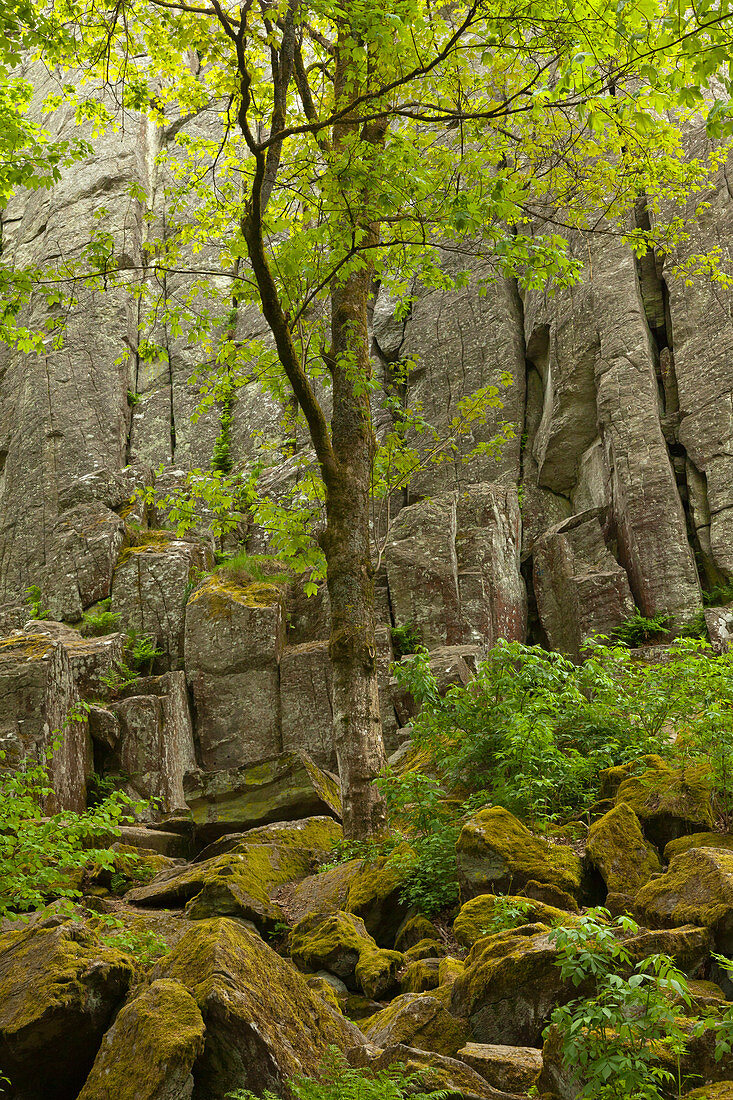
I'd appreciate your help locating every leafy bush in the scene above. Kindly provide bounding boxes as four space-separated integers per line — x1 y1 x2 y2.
390 622 423 659
480 895 533 934
24 583 51 620
391 638 733 825
548 909 695 1100
80 598 122 637
613 609 670 647
0 715 141 918
227 1048 448 1100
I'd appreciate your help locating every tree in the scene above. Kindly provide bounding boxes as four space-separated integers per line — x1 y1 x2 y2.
10 0 733 835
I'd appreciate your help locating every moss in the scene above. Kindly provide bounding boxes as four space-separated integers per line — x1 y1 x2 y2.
404 937 447 961
361 993 468 1057
354 946 403 999
187 573 283 611
438 956 464 986
665 832 733 862
400 958 441 994
394 913 438 952
77 978 205 1100
585 802 662 893
304 974 343 1013
346 853 409 945
288 911 372 982
0 633 55 659
636 846 733 945
289 859 363 922
453 893 579 948
127 844 312 932
616 760 714 847
117 529 174 565
456 806 583 901
683 1085 733 1099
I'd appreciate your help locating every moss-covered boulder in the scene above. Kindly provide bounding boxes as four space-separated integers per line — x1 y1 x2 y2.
457 1042 543 1093
404 938 447 962
615 758 714 848
450 924 572 1046
456 807 582 901
585 802 662 894
183 751 342 843
288 911 403 998
362 994 468 1057
0 922 134 1100
517 879 579 912
354 945 404 1000
395 913 439 952
194 815 343 863
401 958 441 994
287 859 363 924
665 832 733 862
683 1084 733 1099
368 1043 498 1099
77 979 205 1100
453 893 579 948
151 917 363 1099
624 924 711 973
126 843 313 931
345 855 410 945
304 974 343 1013
636 847 733 951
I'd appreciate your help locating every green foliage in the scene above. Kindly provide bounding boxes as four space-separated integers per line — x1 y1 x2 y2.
212 381 235 474
24 584 51 620
227 1047 448 1100
548 909 694 1100
125 628 162 672
480 895 533 935
100 659 139 695
613 609 671 647
0 714 141 918
80 599 122 637
392 638 733 825
126 389 141 406
216 551 290 588
90 912 167 967
390 623 423 660
679 609 709 640
704 580 733 607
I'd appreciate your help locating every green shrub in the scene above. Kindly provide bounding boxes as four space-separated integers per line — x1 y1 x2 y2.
0 713 141 918
80 598 122 637
125 628 162 672
613 609 670 647
390 622 423 659
24 584 51 620
548 909 695 1099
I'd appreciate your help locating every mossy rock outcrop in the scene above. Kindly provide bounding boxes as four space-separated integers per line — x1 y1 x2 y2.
286 859 363 924
615 758 714 848
77 978 205 1100
636 847 733 951
401 958 441 993
455 807 582 901
0 921 134 1100
453 893 579 948
683 1084 733 1099
345 854 410 945
665 832 733 862
126 843 313 931
194 815 343 863
151 917 363 1099
361 993 468 1057
288 911 403 999
585 802 662 894
395 913 439 952
624 924 711 973
183 751 342 843
450 923 572 1046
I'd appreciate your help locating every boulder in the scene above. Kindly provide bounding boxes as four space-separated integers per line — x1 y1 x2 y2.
345 855 410 946
455 806 583 901
288 911 403 999
0 921 134 1100
184 574 285 770
111 537 214 670
395 914 439 952
450 924 570 1046
453 893 578 949
76 979 205 1100
127 844 313 932
285 859 363 924
635 847 733 951
367 1043 502 1100
194 816 342 863
615 758 714 848
0 633 91 812
63 632 126 698
401 958 441 993
665 832 733 862
684 1085 733 1099
585 803 662 894
183 751 341 842
457 1043 543 1094
151 918 363 1099
362 993 468 1057
532 510 635 658
106 671 195 812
